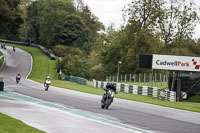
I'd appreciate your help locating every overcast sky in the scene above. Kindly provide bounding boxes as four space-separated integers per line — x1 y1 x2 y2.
83 0 200 39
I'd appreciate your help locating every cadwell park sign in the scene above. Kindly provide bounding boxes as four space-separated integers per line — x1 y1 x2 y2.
139 54 200 101
152 54 200 72
139 54 200 72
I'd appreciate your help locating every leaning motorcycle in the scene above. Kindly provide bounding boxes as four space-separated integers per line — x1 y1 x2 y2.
16 76 20 84
44 80 51 91
101 89 115 109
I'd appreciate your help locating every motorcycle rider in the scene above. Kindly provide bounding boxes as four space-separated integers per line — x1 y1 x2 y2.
44 76 51 86
13 46 15 51
101 82 117 103
16 73 21 83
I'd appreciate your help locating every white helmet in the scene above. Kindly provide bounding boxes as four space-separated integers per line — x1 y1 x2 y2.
47 76 50 79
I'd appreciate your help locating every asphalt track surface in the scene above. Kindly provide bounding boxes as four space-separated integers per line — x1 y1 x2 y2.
0 46 200 133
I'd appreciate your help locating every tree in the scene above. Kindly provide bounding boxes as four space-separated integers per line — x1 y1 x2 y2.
54 14 88 47
60 47 89 78
26 0 75 46
123 0 163 32
0 0 23 39
26 1 40 43
123 0 199 48
75 0 103 51
156 0 199 48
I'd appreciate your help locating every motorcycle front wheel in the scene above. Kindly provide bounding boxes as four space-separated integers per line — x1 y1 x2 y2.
45 86 48 91
105 98 111 109
101 102 105 109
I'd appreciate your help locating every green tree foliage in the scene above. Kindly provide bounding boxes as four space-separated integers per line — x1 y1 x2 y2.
26 0 75 46
0 0 23 39
54 15 88 47
26 1 40 43
59 46 89 78
99 0 199 77
53 44 69 57
156 0 199 48
123 0 199 47
123 0 163 31
101 27 162 75
75 0 103 51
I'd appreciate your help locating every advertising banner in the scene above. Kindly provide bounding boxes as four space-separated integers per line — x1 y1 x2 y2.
152 54 200 72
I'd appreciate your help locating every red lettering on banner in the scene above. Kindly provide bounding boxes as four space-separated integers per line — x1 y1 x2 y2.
177 61 190 67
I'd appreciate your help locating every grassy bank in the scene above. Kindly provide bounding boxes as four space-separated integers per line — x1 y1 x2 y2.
0 113 44 133
3 43 200 113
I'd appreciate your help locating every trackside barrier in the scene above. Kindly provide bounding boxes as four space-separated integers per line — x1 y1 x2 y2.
0 39 56 60
65 76 87 85
93 79 176 102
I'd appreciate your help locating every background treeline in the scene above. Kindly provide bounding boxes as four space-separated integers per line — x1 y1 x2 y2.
0 0 200 80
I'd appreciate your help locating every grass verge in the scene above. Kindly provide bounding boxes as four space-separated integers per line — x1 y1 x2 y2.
3 43 200 113
0 113 44 133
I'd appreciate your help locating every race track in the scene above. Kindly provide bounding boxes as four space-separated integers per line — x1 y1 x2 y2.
0 46 200 133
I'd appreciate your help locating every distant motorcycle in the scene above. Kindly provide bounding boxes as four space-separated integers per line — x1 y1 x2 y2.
101 88 115 109
13 46 15 51
16 74 21 84
44 80 51 91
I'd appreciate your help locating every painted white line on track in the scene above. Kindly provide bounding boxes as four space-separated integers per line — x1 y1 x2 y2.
0 91 153 133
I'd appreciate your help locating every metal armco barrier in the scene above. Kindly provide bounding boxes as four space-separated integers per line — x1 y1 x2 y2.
0 39 56 60
93 79 176 102
65 76 87 85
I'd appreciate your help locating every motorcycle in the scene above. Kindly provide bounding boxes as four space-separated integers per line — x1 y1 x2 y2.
16 76 21 84
13 46 15 51
44 80 51 91
101 89 115 109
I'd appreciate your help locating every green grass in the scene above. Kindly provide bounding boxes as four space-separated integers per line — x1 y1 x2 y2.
0 113 44 133
186 93 200 103
2 42 200 113
0 51 4 69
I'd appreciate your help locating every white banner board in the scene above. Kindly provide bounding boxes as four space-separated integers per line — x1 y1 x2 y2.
152 54 200 72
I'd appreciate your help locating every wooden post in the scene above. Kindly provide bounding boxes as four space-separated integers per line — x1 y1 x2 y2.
134 74 136 82
125 74 127 82
160 73 162 82
144 73 146 83
130 74 131 82
149 73 151 83
139 73 141 82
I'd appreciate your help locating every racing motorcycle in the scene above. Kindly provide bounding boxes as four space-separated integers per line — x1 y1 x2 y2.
16 75 21 84
13 46 15 52
44 80 51 91
101 88 115 109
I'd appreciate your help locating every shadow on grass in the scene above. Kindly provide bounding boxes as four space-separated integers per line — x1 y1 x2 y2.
186 93 200 103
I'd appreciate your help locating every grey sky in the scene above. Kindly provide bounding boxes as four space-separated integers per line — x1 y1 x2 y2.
83 0 200 39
